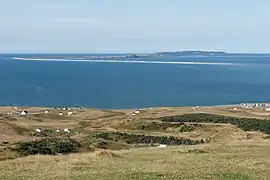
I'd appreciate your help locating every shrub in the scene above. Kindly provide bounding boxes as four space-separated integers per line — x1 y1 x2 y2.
17 137 81 156
179 125 196 132
161 113 270 134
93 132 201 145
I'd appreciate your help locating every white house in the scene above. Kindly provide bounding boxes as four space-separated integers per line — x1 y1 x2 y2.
59 112 64 116
64 128 70 133
67 112 73 116
158 144 167 148
20 111 27 115
56 129 60 133
266 108 270 112
44 110 49 114
135 110 140 114
35 128 42 133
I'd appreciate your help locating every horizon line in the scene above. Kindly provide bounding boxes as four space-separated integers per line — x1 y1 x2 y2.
1 51 270 54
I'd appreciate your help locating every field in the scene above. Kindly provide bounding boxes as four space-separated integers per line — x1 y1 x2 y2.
0 105 270 180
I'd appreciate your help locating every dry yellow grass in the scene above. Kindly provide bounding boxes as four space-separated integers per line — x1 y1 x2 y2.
1 106 270 179
0 140 270 180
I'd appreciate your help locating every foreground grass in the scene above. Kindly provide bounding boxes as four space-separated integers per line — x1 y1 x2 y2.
0 141 270 180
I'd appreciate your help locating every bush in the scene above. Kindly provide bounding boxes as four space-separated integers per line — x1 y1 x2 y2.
179 125 196 132
17 137 81 156
93 132 201 145
161 113 270 134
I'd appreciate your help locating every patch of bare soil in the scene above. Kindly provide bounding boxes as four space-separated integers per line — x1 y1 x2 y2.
246 131 267 140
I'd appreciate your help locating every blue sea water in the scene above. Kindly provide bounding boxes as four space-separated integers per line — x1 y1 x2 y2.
0 53 270 109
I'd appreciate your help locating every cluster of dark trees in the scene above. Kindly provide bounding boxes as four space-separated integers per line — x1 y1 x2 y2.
17 137 81 156
161 113 270 134
94 132 202 145
138 122 203 133
179 125 196 132
139 121 184 131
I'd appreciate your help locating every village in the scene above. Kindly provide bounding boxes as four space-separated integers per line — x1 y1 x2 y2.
1 102 270 141
240 102 270 111
1 106 146 136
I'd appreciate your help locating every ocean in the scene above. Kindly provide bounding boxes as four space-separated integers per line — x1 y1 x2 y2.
0 53 270 109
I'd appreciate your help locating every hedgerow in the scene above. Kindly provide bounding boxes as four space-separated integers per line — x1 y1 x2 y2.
161 113 270 134
93 132 202 145
17 137 81 156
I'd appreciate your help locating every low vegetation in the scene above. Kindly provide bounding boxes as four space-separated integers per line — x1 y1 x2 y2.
161 113 270 134
93 132 203 145
16 137 81 156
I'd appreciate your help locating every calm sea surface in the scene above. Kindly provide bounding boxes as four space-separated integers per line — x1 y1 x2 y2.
0 53 270 109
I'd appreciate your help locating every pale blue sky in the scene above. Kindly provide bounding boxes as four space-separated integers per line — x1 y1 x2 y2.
1 0 270 53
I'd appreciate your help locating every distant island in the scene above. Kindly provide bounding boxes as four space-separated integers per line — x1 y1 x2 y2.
151 51 227 57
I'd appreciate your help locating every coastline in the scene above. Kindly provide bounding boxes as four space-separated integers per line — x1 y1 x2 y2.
12 57 240 66
0 103 242 110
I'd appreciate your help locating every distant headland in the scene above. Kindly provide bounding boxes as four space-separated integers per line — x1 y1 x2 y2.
150 51 227 56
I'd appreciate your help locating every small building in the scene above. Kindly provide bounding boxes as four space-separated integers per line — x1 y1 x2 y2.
59 112 64 116
35 128 42 133
158 144 167 148
67 112 73 116
266 108 270 112
64 128 70 133
44 110 49 114
135 110 140 114
56 129 60 133
20 111 27 115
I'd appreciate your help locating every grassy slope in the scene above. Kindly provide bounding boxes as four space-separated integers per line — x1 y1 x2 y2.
0 141 270 180
1 106 270 179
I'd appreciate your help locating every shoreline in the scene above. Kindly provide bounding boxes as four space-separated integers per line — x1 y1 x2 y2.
12 57 241 66
0 103 242 110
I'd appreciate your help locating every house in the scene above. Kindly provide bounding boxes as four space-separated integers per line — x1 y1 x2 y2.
35 128 42 133
20 111 28 115
158 144 167 148
59 112 64 116
44 110 49 114
56 129 60 133
67 112 73 116
266 108 270 112
64 128 70 133
135 110 140 114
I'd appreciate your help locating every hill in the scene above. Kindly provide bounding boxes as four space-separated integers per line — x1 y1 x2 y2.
0 105 270 179
152 51 227 56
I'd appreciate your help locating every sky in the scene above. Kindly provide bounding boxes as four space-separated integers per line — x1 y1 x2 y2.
1 0 270 53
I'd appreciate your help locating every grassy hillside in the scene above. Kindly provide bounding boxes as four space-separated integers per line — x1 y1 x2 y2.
1 106 270 179
0 141 270 180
